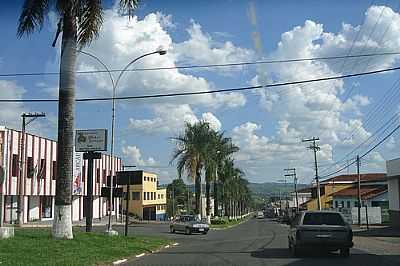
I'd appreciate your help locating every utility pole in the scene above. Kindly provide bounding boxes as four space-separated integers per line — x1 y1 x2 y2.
303 137 321 210
284 168 298 212
357 155 361 226
17 112 45 225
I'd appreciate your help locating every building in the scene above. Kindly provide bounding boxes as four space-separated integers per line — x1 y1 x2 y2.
288 187 312 209
387 158 400 228
332 185 388 209
0 126 122 224
122 171 167 221
305 173 386 210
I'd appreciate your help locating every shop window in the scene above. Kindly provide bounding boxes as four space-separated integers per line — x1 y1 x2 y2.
41 197 52 218
27 157 34 178
12 154 18 177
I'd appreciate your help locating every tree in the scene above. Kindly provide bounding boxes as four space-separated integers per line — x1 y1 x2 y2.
166 179 188 218
17 0 139 239
171 122 211 217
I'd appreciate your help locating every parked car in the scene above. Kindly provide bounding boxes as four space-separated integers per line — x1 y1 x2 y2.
288 211 353 257
170 215 209 235
256 211 264 219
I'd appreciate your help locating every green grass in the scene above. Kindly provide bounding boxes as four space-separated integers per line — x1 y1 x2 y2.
0 229 170 266
210 216 251 229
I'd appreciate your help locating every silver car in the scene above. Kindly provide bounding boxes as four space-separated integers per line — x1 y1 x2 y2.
288 211 353 257
170 215 209 235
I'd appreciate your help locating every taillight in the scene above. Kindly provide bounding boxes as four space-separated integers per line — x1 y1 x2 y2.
296 230 301 241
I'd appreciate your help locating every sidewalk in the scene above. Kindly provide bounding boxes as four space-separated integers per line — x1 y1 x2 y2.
353 225 400 257
20 216 124 228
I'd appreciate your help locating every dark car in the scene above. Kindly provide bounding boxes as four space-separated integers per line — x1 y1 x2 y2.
170 215 209 235
288 211 353 257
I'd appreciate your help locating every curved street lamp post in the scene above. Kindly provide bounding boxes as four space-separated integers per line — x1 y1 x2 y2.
78 49 167 235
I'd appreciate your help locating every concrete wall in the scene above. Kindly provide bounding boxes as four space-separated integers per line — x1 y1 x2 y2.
351 207 382 224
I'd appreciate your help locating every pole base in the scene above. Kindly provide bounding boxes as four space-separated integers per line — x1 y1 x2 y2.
105 229 119 236
0 227 14 239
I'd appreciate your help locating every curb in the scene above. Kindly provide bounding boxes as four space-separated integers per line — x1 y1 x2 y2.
210 217 251 231
112 242 179 265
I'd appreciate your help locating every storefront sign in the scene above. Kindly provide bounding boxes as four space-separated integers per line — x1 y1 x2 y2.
75 129 107 152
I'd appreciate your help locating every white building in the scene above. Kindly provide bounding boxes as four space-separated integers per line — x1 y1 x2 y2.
288 187 312 209
387 158 400 228
0 126 122 224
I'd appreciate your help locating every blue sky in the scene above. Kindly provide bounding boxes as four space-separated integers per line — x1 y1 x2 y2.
1 0 400 184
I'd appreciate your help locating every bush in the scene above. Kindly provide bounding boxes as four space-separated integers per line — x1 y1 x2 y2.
211 218 227 225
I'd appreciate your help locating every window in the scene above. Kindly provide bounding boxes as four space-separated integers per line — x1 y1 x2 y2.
147 192 150 200
158 194 160 199
341 201 344 208
27 157 34 178
81 165 85 182
52 161 57 180
153 192 155 200
346 201 351 208
161 194 164 199
303 213 345 226
144 192 147 200
41 196 52 218
335 201 338 208
132 192 140 200
354 201 358 207
96 168 100 183
102 169 106 184
12 154 18 177
39 159 46 179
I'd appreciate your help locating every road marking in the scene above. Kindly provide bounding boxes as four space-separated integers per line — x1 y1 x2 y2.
135 253 146 258
113 259 127 265
164 245 170 248
172 243 179 246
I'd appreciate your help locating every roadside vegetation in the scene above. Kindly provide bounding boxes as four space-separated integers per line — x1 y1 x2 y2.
0 229 169 266
210 215 252 229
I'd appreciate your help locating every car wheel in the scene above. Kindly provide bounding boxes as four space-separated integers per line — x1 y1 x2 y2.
170 226 175 234
340 248 350 258
185 227 192 235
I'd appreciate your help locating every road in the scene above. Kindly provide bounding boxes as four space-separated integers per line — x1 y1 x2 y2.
111 218 400 266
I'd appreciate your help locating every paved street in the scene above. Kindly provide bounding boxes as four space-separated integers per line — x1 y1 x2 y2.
108 218 400 266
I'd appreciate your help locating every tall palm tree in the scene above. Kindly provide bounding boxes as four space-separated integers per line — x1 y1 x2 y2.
171 122 211 217
17 0 139 239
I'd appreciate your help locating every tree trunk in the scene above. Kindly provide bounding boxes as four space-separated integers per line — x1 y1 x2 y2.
52 11 76 240
213 179 218 217
206 177 210 220
195 169 201 217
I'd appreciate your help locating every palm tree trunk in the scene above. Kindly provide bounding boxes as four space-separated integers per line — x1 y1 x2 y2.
52 11 76 239
195 169 201 217
206 178 211 223
213 179 218 217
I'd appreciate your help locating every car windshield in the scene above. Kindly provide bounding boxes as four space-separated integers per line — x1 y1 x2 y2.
303 213 345 226
184 216 200 222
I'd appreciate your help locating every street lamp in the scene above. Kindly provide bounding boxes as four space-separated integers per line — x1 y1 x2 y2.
77 49 167 235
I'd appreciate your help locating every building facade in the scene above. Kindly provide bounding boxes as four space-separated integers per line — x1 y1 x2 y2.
122 171 167 221
387 158 400 228
0 126 122 224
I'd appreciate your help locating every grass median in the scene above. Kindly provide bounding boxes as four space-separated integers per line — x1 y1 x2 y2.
210 215 251 229
0 228 170 266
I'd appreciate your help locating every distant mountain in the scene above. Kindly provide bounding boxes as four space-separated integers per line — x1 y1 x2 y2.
248 182 308 199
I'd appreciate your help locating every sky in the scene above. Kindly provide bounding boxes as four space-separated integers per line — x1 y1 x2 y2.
1 0 400 185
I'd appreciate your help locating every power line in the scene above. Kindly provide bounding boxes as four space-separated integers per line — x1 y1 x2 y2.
1 51 400 78
1 65 400 103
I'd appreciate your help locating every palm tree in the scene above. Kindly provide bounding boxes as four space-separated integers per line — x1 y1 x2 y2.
204 132 238 220
171 122 211 217
17 0 139 239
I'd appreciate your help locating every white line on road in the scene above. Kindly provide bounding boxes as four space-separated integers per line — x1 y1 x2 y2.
135 253 146 258
113 259 127 265
172 243 179 246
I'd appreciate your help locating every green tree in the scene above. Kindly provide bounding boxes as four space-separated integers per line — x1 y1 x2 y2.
171 122 211 217
17 0 140 239
166 179 188 218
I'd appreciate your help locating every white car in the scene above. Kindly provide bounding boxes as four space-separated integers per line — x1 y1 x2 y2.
256 211 264 219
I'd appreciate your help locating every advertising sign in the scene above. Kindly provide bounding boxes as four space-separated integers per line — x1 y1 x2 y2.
75 129 107 152
73 152 83 195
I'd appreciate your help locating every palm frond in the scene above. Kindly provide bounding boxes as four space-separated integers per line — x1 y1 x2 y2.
17 0 50 37
119 0 139 18
77 0 103 46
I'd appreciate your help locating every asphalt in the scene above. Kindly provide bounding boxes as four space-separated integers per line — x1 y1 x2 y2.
105 218 400 266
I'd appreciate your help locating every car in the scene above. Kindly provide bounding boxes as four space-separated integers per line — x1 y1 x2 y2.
288 211 353 257
256 211 264 219
170 215 209 235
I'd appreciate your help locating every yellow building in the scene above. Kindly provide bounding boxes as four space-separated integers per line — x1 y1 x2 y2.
304 174 386 211
122 171 167 221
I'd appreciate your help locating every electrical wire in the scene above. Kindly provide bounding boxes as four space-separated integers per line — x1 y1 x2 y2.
1 65 400 103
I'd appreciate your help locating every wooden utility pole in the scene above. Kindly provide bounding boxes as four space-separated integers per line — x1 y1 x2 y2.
357 155 361 226
284 168 298 212
302 137 321 210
